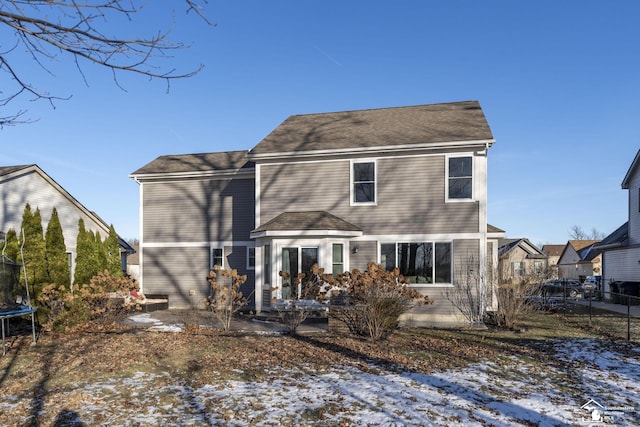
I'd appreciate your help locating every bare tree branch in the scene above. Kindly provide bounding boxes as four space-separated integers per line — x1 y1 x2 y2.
0 0 213 126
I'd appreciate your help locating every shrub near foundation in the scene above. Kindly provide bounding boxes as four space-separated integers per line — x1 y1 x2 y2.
325 263 432 342
38 270 140 331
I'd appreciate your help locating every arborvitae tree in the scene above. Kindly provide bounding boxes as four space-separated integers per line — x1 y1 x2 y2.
74 218 94 286
105 225 123 277
45 208 70 289
19 204 47 294
95 231 108 274
2 229 20 263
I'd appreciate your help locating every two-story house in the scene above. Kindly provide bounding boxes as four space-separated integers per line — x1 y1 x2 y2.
130 100 498 325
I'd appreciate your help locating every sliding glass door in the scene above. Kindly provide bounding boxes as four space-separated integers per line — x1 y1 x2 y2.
281 247 318 299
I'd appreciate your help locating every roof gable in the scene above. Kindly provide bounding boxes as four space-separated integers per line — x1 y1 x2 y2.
251 211 363 238
498 238 546 259
248 100 494 158
622 149 640 189
0 164 133 252
558 240 601 264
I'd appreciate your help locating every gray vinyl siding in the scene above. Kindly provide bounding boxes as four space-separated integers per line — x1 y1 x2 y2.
259 154 479 235
349 240 377 271
224 245 256 308
453 239 481 284
405 287 462 319
142 246 210 308
142 177 254 242
628 171 640 245
602 246 640 285
143 245 256 308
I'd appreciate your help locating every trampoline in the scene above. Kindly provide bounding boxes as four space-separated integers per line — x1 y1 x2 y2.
1 236 37 356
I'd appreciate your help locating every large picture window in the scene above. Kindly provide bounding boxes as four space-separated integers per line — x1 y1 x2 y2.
448 156 472 200
352 161 376 204
380 242 452 284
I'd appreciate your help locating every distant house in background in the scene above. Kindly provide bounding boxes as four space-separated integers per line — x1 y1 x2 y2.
541 245 564 279
497 238 547 284
597 149 640 294
0 164 134 281
557 240 602 280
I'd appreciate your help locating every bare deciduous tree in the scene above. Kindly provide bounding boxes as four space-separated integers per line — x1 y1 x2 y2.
445 255 487 325
568 225 605 241
1 0 212 126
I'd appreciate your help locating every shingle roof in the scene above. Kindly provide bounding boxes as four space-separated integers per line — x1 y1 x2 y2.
487 224 504 233
595 222 628 248
542 245 564 257
253 211 362 233
569 240 600 252
622 149 640 189
249 100 493 156
0 165 33 176
130 151 253 176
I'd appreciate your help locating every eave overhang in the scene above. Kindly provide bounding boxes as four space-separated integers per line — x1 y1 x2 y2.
247 139 495 162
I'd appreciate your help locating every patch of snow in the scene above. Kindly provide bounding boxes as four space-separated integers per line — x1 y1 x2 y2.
2 338 638 425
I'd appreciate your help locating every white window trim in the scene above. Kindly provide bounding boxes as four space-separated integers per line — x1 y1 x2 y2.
247 247 256 270
210 247 224 269
445 154 474 203
350 159 378 206
378 240 454 287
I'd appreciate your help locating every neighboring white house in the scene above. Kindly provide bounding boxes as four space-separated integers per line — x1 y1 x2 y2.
0 164 134 281
597 149 640 294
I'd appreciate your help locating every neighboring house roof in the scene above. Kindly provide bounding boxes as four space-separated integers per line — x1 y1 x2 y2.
487 224 504 233
498 238 547 259
578 244 602 263
0 165 33 176
251 211 363 238
130 151 254 177
248 100 494 158
558 240 602 265
569 240 600 252
594 222 629 250
542 245 564 257
622 149 640 189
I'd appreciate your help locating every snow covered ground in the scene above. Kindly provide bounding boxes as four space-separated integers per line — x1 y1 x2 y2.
5 337 637 426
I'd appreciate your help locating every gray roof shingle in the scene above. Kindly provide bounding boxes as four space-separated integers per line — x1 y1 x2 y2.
249 100 493 156
0 165 33 176
253 211 362 233
131 151 252 176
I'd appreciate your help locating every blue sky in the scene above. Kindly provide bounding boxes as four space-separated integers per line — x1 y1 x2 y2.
1 1 638 245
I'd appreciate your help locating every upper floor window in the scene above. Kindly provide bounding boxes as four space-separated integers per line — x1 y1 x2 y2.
352 161 376 204
447 156 473 200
